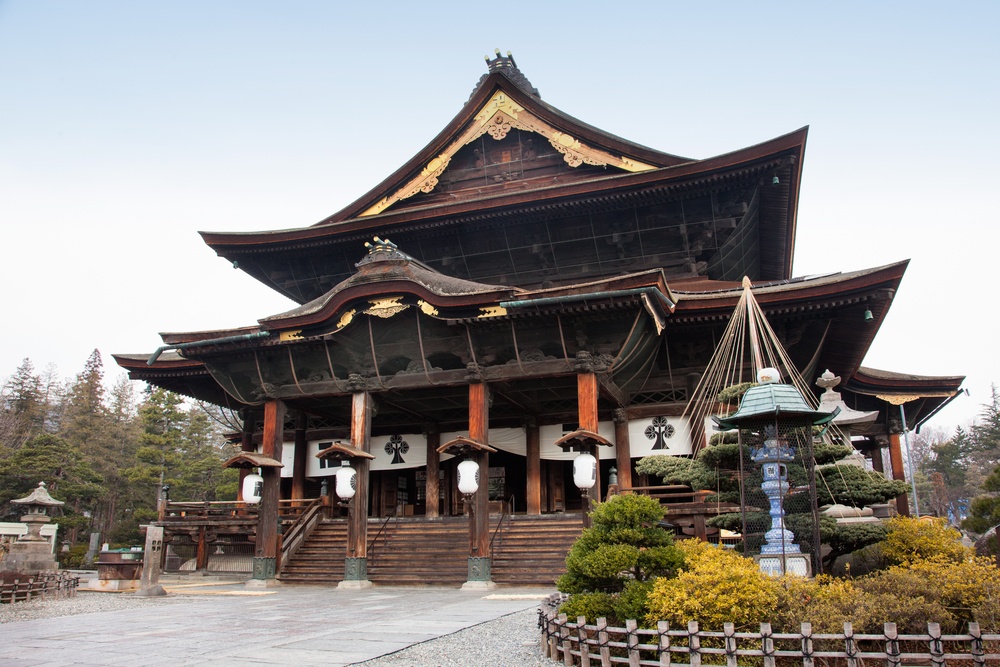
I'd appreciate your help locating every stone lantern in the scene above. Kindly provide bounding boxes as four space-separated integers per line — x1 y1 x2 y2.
712 369 839 577
2 482 65 573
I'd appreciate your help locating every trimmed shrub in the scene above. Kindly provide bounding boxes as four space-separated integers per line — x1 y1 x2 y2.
882 516 969 566
646 539 779 630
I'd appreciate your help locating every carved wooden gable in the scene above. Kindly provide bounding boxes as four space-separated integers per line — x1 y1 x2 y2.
359 90 658 217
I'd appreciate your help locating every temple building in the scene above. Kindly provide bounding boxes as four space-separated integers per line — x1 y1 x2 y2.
115 53 964 586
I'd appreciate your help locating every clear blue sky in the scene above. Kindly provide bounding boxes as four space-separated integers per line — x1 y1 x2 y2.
1 1 997 431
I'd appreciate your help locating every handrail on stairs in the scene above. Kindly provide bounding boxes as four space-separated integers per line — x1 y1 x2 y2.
489 494 515 560
367 505 399 569
279 497 324 571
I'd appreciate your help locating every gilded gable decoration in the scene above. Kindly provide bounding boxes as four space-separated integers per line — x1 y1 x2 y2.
359 90 654 217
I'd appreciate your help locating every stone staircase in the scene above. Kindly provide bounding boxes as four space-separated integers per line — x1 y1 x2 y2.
278 514 583 586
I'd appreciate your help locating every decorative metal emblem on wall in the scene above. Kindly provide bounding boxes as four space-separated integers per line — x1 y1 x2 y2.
645 416 676 450
385 435 409 464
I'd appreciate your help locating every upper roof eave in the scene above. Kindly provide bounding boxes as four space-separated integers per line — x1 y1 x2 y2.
199 125 808 254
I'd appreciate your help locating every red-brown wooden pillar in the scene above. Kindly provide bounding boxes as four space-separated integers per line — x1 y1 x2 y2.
291 412 308 501
888 432 911 517
342 389 373 586
578 371 601 512
252 399 284 582
613 408 633 491
526 419 541 515
465 380 493 587
425 427 440 518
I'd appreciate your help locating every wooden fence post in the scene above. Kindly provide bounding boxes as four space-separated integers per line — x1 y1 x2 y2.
626 619 641 667
597 617 612 667
884 622 900 667
801 622 814 667
657 620 671 667
560 614 573 666
724 622 737 667
843 622 857 667
577 616 591 667
928 622 944 667
969 622 985 667
760 622 774 667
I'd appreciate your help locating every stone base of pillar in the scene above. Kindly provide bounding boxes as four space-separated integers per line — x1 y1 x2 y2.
338 578 374 589
251 556 276 581
464 556 495 589
245 577 282 589
134 585 167 597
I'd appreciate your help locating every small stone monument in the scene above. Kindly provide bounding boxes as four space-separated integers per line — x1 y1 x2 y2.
1 482 64 573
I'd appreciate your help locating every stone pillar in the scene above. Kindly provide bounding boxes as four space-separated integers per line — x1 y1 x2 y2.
341 387 373 587
464 379 494 589
252 399 284 583
425 427 440 518
613 408 633 491
525 419 541 515
291 412 308 501
136 525 166 596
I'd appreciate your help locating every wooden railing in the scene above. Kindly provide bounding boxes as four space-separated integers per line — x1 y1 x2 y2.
160 500 259 522
489 494 515 560
279 497 326 569
606 485 712 504
0 572 79 604
368 506 399 568
540 594 999 666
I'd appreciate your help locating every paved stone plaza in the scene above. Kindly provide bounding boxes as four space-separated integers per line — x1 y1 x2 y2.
0 581 556 666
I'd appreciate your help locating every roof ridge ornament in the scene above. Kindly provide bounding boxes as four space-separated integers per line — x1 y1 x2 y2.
473 49 540 99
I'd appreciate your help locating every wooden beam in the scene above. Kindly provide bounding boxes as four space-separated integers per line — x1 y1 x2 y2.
425 428 440 518
469 382 490 559
596 374 628 408
256 399 285 570
526 420 541 515
291 412 308 501
348 391 373 561
887 432 910 516
579 372 602 511
613 408 633 490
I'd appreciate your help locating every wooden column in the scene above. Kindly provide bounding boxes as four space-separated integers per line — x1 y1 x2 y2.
469 382 490 562
578 371 601 509
253 399 284 581
613 408 633 491
343 389 373 585
425 427 440 518
526 419 541 515
291 412 308 501
888 432 910 516
237 411 254 502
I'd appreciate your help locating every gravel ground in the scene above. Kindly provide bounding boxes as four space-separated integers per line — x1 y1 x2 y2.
353 608 561 667
0 591 188 624
0 592 561 666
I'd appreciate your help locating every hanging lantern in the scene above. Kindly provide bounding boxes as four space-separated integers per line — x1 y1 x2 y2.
457 459 480 495
242 471 264 504
573 452 598 490
335 460 357 500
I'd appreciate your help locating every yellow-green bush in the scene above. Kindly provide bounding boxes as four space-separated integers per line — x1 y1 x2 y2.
882 516 969 566
646 539 779 630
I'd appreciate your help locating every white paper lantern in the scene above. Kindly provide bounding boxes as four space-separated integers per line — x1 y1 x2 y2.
242 472 264 504
457 459 480 495
335 461 357 500
573 452 598 490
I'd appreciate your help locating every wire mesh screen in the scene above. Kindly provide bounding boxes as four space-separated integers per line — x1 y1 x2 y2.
733 418 821 576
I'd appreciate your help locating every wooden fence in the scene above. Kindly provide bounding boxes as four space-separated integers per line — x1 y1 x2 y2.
0 572 79 604
540 594 1000 666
